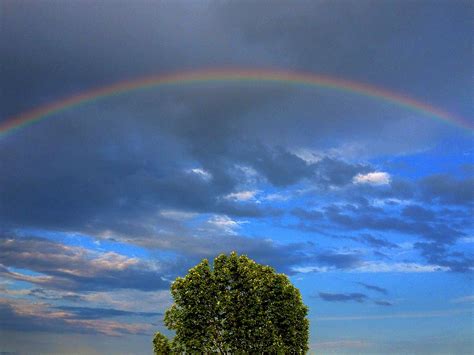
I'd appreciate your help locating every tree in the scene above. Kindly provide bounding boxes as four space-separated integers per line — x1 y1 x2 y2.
153 252 309 354
153 332 171 354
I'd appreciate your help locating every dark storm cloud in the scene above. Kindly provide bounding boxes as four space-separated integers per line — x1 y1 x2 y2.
216 0 472 116
2 0 469 245
0 234 171 291
318 292 368 303
357 282 388 295
419 175 474 206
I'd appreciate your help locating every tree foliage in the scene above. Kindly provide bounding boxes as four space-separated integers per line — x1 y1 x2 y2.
153 252 309 354
153 332 172 354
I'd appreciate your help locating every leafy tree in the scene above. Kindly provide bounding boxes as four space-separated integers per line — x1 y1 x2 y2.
153 252 309 354
153 332 171 354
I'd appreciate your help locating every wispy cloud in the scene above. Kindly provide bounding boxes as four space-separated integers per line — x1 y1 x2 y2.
0 298 153 336
357 282 388 295
316 309 472 321
353 172 391 185
451 295 474 304
318 292 368 303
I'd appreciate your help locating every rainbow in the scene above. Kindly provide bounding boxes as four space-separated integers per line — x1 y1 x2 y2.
1 68 472 138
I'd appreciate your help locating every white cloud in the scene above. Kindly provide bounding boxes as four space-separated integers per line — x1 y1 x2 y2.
262 193 290 202
205 215 246 235
224 190 259 202
459 237 474 244
188 168 212 180
293 262 448 274
354 262 448 273
353 171 391 185
292 148 323 163
160 209 197 220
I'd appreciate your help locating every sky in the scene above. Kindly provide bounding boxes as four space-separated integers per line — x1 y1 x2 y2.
0 1 473 354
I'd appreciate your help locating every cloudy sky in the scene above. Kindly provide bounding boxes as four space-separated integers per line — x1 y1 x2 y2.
0 1 473 354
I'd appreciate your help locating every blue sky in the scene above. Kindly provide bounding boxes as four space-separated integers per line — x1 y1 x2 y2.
0 1 473 354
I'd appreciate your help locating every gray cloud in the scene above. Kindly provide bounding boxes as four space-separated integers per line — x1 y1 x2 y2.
419 175 474 206
415 242 473 273
318 292 368 303
401 205 436 221
374 300 393 306
324 203 464 244
357 282 388 295
316 252 362 269
0 298 152 336
359 234 400 249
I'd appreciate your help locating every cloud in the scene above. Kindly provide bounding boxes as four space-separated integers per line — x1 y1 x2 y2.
203 215 246 235
357 282 388 295
0 234 171 291
451 295 474 304
314 158 370 187
353 172 391 185
415 242 474 273
188 168 212 181
316 309 472 321
318 292 368 303
374 300 393 306
224 190 259 202
316 252 362 269
354 261 448 273
323 203 464 243
0 298 152 336
295 261 448 274
419 175 474 206
359 234 399 249
52 306 161 320
401 205 436 221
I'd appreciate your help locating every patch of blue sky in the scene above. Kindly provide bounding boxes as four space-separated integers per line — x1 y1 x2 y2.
0 279 34 292
8 267 45 277
372 137 474 179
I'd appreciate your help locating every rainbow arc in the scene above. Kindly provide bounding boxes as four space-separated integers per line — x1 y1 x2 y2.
1 68 472 138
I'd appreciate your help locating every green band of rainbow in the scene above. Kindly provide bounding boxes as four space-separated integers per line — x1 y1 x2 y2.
1 68 472 138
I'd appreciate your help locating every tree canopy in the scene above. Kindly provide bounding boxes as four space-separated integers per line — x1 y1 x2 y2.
153 252 309 354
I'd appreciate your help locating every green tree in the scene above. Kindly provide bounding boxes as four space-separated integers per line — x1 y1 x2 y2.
153 252 309 354
153 332 171 354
